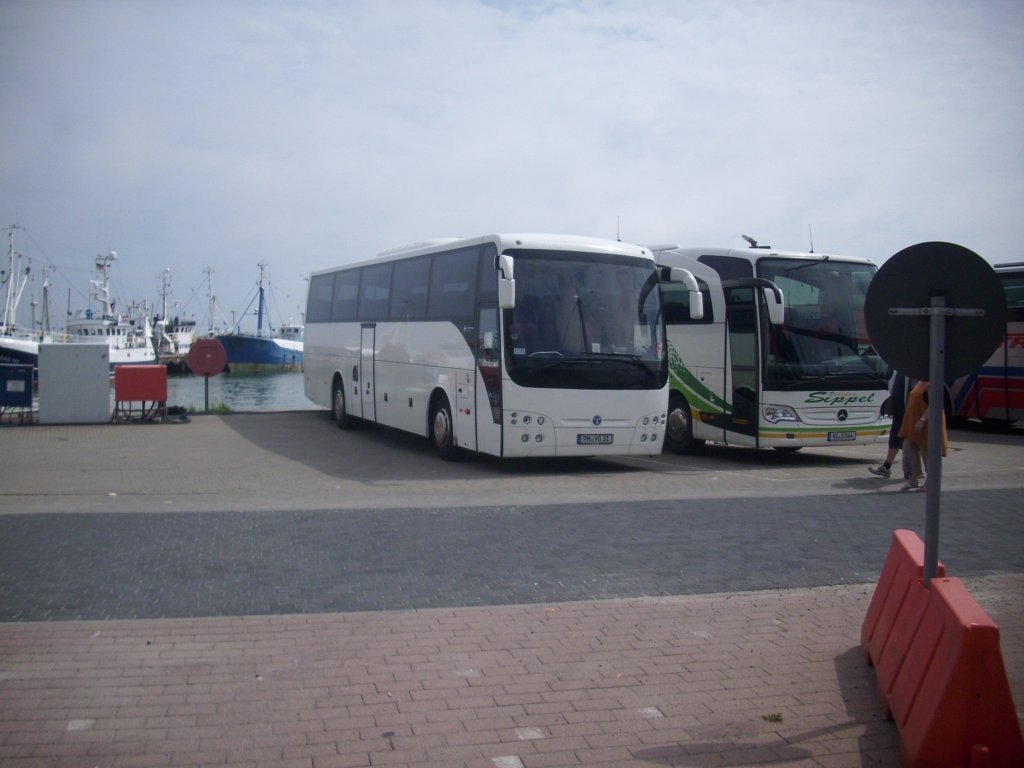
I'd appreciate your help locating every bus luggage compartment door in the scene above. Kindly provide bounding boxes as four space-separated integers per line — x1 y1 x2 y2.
359 324 376 422
455 368 476 451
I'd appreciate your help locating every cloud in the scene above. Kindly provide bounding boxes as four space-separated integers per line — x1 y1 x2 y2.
1 0 1022 328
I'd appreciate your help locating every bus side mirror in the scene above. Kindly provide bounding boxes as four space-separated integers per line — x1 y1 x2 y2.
499 278 516 309
667 267 704 320
498 254 516 309
763 286 785 325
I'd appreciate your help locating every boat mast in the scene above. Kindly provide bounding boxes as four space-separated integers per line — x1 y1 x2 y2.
92 251 117 319
42 276 51 334
159 268 171 320
256 260 266 336
2 223 29 331
205 267 216 334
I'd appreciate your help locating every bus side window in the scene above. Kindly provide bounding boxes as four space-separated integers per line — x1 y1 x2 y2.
478 244 498 302
662 281 712 324
306 273 334 322
428 247 478 322
358 263 392 321
389 257 429 320
1003 274 1024 320
332 269 360 322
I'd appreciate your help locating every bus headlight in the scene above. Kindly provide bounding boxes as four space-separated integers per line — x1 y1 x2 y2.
763 404 799 423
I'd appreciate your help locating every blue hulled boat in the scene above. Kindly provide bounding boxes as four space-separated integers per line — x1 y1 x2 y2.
216 263 303 372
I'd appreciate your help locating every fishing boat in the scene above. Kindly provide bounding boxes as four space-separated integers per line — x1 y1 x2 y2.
2 233 157 371
59 252 157 368
0 224 48 369
153 269 197 372
216 262 303 372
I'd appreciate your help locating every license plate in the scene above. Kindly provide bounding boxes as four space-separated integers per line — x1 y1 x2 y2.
828 431 856 442
577 433 613 445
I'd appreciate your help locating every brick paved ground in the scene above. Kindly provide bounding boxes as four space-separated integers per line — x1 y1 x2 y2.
2 574 1022 768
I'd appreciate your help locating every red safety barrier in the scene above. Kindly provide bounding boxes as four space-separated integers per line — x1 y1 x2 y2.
862 530 945 677
892 578 1024 768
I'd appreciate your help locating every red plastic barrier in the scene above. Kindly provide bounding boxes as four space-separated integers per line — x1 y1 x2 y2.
114 365 168 402
893 578 1024 768
862 529 945 686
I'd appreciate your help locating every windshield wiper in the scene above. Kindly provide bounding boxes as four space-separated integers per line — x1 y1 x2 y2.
791 372 884 384
773 254 830 276
589 353 653 373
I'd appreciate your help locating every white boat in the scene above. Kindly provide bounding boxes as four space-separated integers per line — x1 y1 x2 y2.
58 252 157 368
153 269 197 371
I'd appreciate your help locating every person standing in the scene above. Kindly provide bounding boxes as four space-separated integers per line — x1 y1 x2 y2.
897 380 948 492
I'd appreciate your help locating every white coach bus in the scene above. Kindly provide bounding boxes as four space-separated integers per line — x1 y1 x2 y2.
652 241 890 453
304 234 703 460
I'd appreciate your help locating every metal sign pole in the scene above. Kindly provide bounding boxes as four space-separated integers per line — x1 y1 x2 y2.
888 300 985 587
924 295 945 586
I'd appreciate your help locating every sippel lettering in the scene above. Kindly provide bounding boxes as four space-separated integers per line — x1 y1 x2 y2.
805 391 877 407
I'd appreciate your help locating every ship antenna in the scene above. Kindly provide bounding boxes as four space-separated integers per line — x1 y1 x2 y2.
808 224 815 253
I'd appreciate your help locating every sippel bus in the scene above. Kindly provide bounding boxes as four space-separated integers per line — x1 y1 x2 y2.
651 239 891 453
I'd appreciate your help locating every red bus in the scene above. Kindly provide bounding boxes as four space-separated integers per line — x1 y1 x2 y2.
948 262 1024 426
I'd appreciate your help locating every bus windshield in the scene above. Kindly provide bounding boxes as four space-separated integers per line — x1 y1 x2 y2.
504 249 666 390
758 258 887 388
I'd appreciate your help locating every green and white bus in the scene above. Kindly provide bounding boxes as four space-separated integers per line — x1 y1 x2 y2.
653 242 890 453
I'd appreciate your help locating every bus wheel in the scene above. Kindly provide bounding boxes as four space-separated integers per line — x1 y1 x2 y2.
665 393 704 454
332 378 355 429
430 395 462 461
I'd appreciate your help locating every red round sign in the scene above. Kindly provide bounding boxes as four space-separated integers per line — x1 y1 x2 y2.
187 338 228 376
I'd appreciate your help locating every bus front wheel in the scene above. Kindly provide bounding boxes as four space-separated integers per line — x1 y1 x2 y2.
430 395 462 461
665 393 704 454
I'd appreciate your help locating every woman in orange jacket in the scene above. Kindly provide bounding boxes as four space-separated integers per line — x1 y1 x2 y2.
897 380 948 492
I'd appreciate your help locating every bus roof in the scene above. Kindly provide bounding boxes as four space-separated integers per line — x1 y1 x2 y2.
311 234 654 276
650 245 875 266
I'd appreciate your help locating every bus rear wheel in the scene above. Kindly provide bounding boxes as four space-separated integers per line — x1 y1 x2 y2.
332 378 355 429
665 393 704 454
430 395 462 461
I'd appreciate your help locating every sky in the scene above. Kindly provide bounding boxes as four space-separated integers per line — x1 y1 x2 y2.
2 0 1022 333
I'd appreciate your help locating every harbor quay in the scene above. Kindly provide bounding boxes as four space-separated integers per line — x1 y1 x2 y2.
0 412 1022 767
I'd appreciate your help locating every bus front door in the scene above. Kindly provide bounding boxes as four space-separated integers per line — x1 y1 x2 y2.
474 305 502 456
724 288 759 445
359 323 376 422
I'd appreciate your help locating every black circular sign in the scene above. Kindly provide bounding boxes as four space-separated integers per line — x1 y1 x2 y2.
865 242 1006 382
